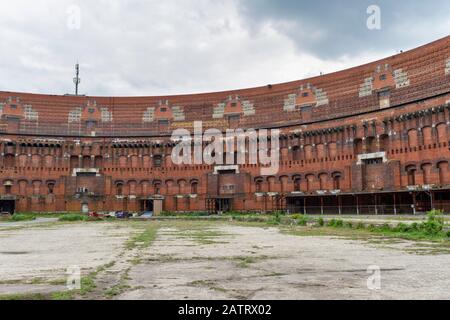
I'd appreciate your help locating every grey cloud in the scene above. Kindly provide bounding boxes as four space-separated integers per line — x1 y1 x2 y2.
238 0 450 58
0 0 448 97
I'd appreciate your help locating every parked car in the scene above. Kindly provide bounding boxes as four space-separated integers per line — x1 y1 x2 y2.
106 211 117 218
89 212 105 219
115 211 130 219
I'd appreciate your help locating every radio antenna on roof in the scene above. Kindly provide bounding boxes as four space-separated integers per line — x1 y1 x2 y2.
73 62 81 95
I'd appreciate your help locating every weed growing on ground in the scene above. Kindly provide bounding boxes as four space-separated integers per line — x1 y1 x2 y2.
58 214 88 222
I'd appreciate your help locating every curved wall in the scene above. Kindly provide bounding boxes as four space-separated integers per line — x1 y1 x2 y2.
0 36 449 214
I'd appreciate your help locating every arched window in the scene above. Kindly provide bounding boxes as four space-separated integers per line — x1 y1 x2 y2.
116 183 123 196
305 175 314 192
332 174 341 190
292 146 300 161
191 181 198 195
4 180 13 194
406 166 416 186
154 183 161 195
153 155 162 168
255 179 263 193
437 162 448 185
319 173 328 190
47 182 55 194
293 177 301 192
421 163 432 185
4 154 15 168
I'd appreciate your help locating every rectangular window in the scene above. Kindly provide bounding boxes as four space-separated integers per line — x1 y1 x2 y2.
378 89 390 98
364 158 383 165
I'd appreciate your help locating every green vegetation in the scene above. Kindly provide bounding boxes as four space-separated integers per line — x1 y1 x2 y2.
315 210 449 241
58 214 88 222
267 211 282 225
0 293 53 300
160 211 210 217
104 268 132 299
10 214 36 222
51 291 76 300
232 255 271 268
175 229 228 245
126 223 158 249
318 217 325 226
0 214 37 222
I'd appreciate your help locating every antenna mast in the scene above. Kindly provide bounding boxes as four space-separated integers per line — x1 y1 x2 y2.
73 63 81 95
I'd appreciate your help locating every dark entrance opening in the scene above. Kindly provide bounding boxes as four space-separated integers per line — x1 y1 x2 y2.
0 200 15 214
140 199 154 212
215 198 232 213
415 192 432 213
286 197 305 214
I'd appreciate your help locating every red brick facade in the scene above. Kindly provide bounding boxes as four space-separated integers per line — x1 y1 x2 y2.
1 36 450 214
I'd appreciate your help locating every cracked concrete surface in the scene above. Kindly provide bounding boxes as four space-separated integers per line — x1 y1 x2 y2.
0 221 449 299
118 225 450 300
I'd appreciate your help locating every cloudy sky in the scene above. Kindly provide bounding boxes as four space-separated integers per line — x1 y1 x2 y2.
0 0 449 96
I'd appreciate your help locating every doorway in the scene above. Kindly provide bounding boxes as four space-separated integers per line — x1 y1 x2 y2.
0 200 15 214
140 199 154 212
286 197 305 214
215 198 232 213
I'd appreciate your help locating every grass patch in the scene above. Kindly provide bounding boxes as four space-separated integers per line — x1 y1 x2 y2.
174 228 229 245
126 223 159 249
51 291 76 300
103 267 132 299
0 290 75 300
232 255 271 268
280 210 450 252
58 214 88 222
0 214 37 222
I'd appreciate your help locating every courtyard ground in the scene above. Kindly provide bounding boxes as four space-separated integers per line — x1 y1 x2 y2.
0 218 449 300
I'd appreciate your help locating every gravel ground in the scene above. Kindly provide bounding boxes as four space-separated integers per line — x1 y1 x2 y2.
0 221 449 299
0 223 131 295
119 224 450 300
0 218 58 228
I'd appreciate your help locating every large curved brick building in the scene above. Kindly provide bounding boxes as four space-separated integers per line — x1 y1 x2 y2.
1 36 450 215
